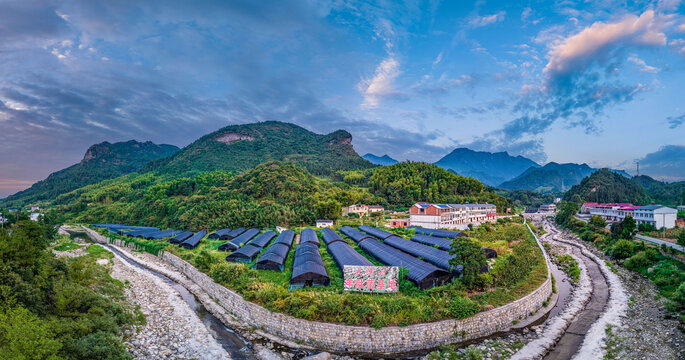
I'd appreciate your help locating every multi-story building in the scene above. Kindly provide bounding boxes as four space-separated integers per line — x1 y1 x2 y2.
342 204 368 217
633 205 677 229
539 203 556 213
587 203 677 229
409 203 496 229
388 219 409 228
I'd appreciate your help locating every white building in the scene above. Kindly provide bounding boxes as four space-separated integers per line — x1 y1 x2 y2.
409 203 496 229
315 220 334 228
588 203 677 229
678 205 685 211
633 205 677 229
29 212 42 221
539 203 556 213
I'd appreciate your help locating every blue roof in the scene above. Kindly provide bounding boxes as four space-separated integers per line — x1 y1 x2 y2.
636 204 664 210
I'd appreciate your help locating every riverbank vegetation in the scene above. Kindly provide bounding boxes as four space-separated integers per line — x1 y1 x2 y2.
98 219 546 328
0 220 143 359
555 201 685 322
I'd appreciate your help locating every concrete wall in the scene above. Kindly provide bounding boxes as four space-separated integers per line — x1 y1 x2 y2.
94 228 552 355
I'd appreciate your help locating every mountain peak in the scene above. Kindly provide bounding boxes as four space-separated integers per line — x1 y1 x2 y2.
363 153 398 165
434 147 539 186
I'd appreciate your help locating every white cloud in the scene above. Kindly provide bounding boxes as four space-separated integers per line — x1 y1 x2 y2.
627 55 659 72
51 48 67 59
358 57 400 108
657 0 682 11
521 8 532 23
468 11 506 28
432 50 443 66
544 10 668 78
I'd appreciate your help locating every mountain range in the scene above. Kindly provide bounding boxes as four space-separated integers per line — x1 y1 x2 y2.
1 140 179 207
434 148 540 186
362 153 399 165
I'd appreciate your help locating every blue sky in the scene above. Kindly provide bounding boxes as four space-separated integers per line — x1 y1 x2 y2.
1 0 684 197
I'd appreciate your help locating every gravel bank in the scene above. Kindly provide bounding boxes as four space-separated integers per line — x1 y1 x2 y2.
110 252 231 360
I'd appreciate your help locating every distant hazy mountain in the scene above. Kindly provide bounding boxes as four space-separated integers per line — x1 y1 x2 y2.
144 121 374 177
434 148 539 186
362 153 398 166
1 140 179 207
499 162 634 193
499 162 595 193
563 169 650 204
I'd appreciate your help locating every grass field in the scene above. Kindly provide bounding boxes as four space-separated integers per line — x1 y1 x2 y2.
96 217 548 327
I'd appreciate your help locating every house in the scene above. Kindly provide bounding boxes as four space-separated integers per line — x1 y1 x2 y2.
678 205 685 211
389 219 409 228
368 205 385 213
676 219 685 228
588 203 678 229
0 216 7 224
30 205 40 211
633 205 677 229
409 203 497 229
316 220 334 228
342 204 369 217
29 212 42 221
539 203 556 213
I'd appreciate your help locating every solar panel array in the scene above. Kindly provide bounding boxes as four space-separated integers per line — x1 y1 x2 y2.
169 231 194 244
254 230 295 271
320 228 345 245
358 224 394 240
290 241 329 288
299 228 320 247
340 226 372 243
208 228 231 239
180 231 207 249
358 238 451 289
412 227 467 239
248 231 277 248
226 227 247 239
327 240 373 271
218 228 259 251
410 234 452 251
384 235 455 271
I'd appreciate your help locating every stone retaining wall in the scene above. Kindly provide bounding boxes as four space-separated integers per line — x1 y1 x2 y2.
94 227 553 355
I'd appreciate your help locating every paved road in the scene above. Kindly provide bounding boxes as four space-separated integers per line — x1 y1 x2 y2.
636 234 684 252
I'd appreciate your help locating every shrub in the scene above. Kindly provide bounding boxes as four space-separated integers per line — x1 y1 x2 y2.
194 250 213 272
610 240 634 259
448 297 480 319
625 251 652 272
638 223 657 232
675 282 685 309
678 230 685 247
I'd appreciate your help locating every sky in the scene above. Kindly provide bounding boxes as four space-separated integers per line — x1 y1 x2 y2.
1 0 684 197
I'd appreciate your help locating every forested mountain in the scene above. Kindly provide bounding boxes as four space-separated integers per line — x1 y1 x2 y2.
362 153 398 165
632 175 685 206
54 161 511 229
494 189 558 209
499 162 596 193
434 148 539 186
366 162 513 210
562 169 650 204
144 121 374 177
1 140 179 207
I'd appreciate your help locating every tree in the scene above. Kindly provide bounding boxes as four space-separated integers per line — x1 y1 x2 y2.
0 305 63 360
450 237 487 288
621 216 637 239
610 239 635 259
590 215 606 229
677 230 685 247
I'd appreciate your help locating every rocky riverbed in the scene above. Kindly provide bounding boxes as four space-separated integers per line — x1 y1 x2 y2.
110 253 231 360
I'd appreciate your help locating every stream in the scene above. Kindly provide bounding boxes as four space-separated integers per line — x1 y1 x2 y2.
103 243 258 360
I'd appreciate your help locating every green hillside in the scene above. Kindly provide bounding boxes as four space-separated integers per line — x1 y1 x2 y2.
563 169 650 204
1 140 179 207
632 175 685 206
54 161 511 229
499 162 595 193
144 121 374 177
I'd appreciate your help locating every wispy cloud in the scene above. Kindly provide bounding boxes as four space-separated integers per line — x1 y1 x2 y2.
627 54 659 72
667 113 685 128
358 57 401 108
468 11 506 28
